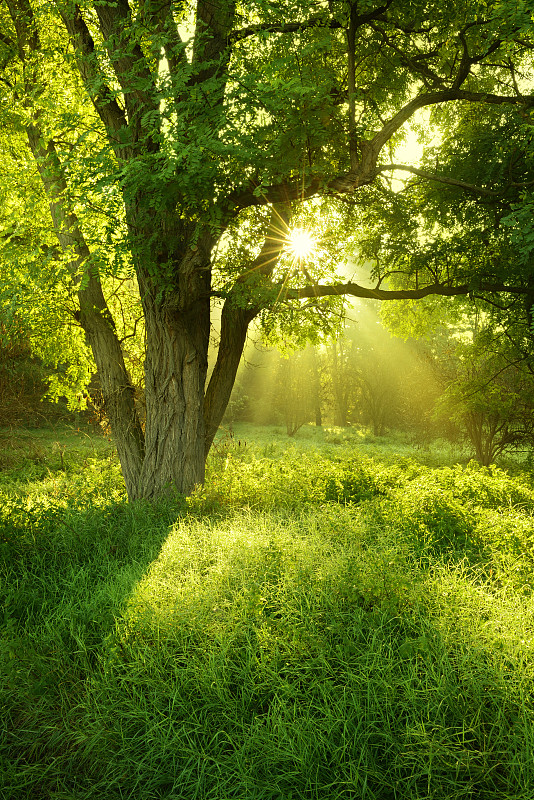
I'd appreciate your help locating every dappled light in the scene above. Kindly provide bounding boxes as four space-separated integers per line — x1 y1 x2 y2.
3 0 533 498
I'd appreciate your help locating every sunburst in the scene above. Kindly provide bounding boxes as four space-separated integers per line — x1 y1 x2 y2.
285 228 316 260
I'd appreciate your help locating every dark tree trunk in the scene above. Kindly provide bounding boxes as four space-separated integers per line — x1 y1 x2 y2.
132 236 213 499
137 304 209 498
204 303 256 456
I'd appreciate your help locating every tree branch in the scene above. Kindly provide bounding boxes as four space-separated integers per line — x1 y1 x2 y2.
377 164 500 196
452 26 504 90
60 4 129 160
139 0 187 81
0 31 15 49
228 84 533 211
286 280 528 302
231 15 341 42
365 88 533 160
92 0 159 141
230 3 393 43
204 203 291 453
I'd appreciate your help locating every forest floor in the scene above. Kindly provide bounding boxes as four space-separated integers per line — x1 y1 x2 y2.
1 422 534 799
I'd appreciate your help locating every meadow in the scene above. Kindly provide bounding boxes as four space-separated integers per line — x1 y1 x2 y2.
1 422 534 799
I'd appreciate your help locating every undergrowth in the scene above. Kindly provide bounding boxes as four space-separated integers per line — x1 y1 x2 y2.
1 424 534 799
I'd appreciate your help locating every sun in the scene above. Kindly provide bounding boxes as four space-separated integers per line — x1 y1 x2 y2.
286 228 316 260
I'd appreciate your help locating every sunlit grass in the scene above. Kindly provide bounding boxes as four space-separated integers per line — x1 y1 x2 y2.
1 423 534 798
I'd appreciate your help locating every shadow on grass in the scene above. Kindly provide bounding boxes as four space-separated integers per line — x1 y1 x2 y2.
2 496 534 799
0 495 183 799
29 509 533 800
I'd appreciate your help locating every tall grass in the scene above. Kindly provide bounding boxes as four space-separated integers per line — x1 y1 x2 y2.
1 423 534 798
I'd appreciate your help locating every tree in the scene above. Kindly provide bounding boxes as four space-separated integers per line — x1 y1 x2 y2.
274 349 317 436
436 325 534 465
354 348 400 435
325 339 347 427
1 0 534 499
0 314 45 426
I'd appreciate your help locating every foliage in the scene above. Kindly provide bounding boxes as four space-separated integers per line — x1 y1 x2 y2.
434 322 534 465
2 0 534 499
369 101 534 359
0 315 78 426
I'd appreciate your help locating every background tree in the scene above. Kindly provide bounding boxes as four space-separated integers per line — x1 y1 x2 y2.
435 324 534 465
274 349 318 436
326 338 353 427
1 0 534 499
353 348 400 435
0 315 48 426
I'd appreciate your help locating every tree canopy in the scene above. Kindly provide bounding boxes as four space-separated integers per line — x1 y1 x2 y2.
1 0 534 499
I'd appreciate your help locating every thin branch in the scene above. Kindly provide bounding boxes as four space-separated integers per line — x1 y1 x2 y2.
457 355 532 403
368 24 446 88
231 3 394 44
0 32 15 49
378 164 500 196
60 5 129 159
119 314 143 346
471 294 517 311
231 15 342 42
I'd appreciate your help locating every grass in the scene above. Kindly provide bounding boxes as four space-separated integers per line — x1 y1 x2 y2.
1 422 534 798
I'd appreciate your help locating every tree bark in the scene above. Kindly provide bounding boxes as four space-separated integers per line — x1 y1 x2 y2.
25 128 146 499
8 0 146 497
134 236 213 498
137 300 209 498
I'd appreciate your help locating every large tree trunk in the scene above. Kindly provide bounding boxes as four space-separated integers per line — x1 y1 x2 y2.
136 304 209 499
133 240 212 499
